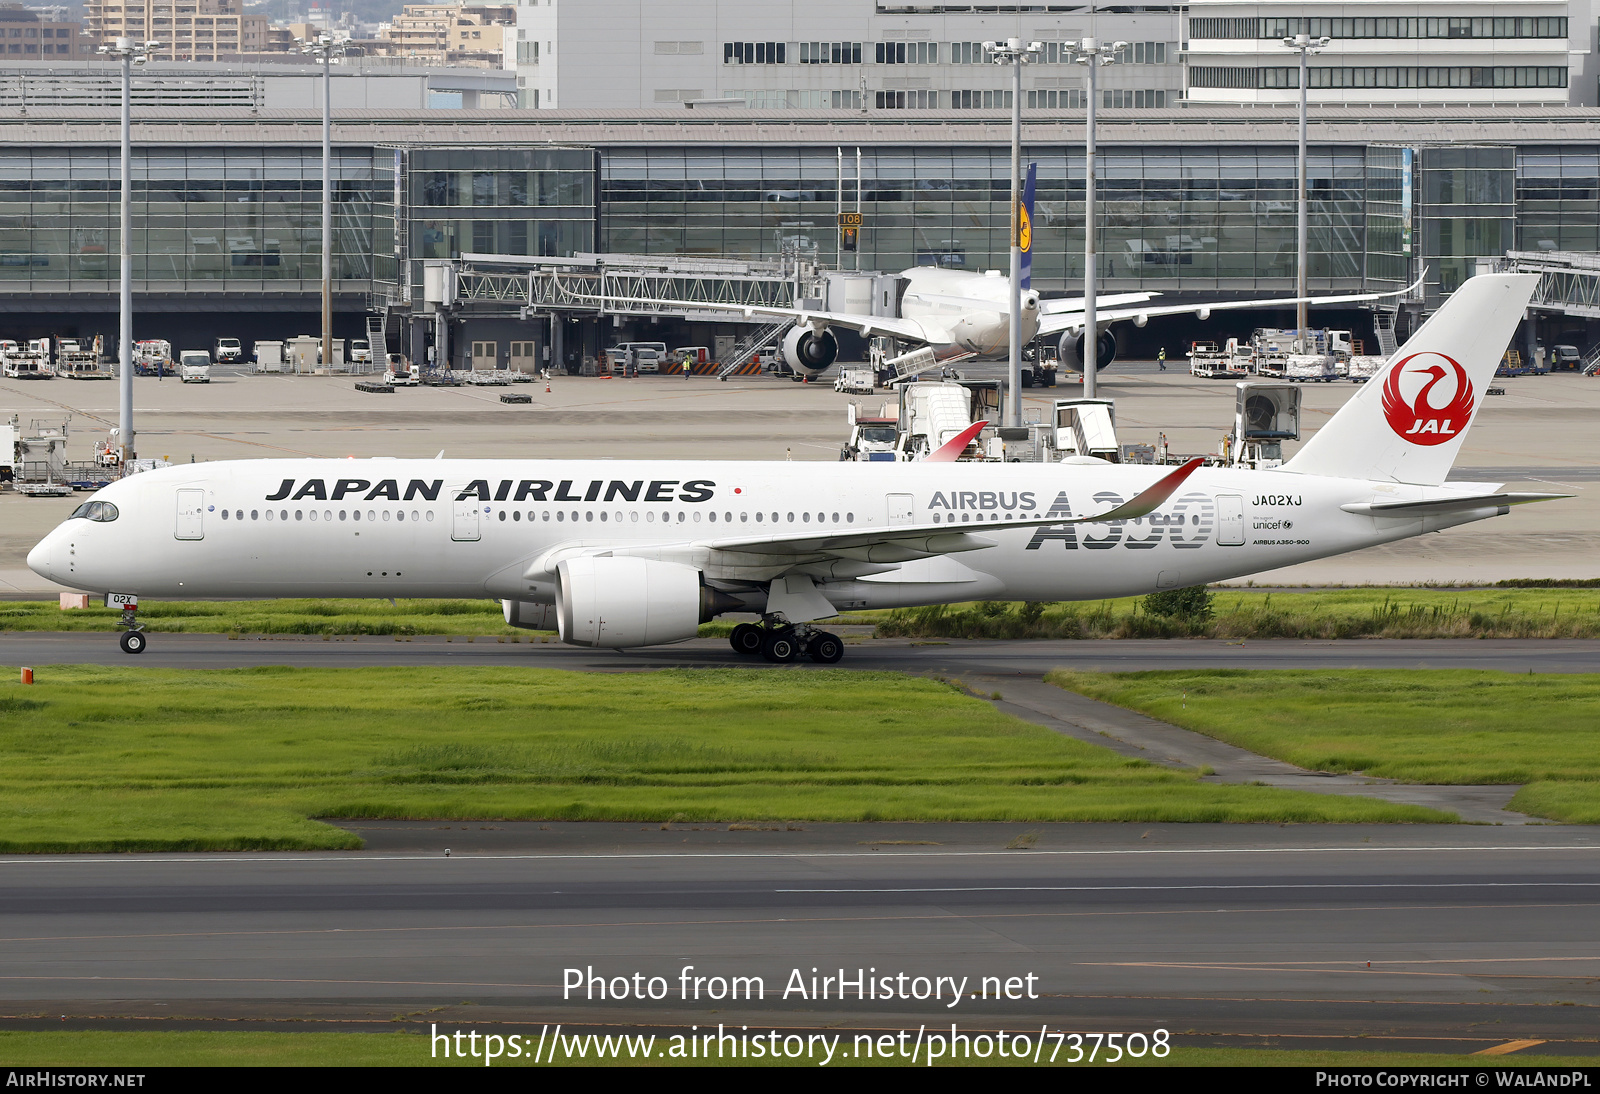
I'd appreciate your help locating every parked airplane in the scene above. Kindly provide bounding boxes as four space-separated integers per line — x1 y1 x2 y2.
586 168 1421 378
29 275 1563 662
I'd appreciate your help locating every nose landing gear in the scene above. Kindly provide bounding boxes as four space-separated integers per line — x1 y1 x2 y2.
728 621 844 664
115 604 147 655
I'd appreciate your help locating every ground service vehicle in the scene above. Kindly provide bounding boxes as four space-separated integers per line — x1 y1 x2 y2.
179 351 211 383
214 338 243 363
134 340 173 376
840 402 899 462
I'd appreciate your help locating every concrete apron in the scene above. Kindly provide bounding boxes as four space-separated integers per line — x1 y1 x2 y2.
968 674 1530 826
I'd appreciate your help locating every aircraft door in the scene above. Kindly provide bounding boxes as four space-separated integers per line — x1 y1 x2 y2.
1216 494 1245 546
175 488 204 540
887 493 914 526
452 498 481 542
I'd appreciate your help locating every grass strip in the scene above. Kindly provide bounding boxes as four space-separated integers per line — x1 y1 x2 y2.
868 589 1600 641
0 598 533 637
4 588 1600 640
0 665 1448 851
0 1031 1583 1067
1047 668 1600 822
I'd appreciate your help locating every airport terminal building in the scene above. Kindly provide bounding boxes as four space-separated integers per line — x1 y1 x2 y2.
1 103 1598 359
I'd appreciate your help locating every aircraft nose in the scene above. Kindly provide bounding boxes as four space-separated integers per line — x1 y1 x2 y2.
27 525 65 582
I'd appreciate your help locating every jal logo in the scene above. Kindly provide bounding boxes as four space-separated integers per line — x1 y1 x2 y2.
1380 351 1475 446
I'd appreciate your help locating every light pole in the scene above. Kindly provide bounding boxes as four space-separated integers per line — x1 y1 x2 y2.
1282 33 1329 351
96 36 158 466
300 33 349 372
1068 38 1126 400
984 37 1040 428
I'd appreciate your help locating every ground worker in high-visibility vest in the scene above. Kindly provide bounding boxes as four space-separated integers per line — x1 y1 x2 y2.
1157 347 1167 371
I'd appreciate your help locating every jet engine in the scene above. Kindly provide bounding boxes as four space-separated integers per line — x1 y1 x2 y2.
782 326 839 376
1061 329 1117 373
555 556 740 648
501 599 556 630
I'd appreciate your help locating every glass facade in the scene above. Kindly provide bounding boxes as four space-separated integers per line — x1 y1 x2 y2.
602 145 1387 291
378 146 597 291
1516 146 1600 254
0 147 375 288
1420 146 1514 300
3 132 1596 315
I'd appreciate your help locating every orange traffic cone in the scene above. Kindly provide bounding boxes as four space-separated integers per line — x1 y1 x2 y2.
546 381 551 392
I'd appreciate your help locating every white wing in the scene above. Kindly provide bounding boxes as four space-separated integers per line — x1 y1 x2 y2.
560 290 948 346
1037 275 1427 338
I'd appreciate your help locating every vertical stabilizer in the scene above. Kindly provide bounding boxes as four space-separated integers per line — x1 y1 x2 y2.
1283 274 1537 485
1019 161 1036 290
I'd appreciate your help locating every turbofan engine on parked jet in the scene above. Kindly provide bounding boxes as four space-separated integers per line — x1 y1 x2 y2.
783 327 840 375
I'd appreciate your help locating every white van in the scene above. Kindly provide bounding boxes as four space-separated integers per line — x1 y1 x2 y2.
611 341 667 374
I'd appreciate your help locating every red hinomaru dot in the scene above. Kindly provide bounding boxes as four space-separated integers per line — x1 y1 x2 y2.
734 487 742 494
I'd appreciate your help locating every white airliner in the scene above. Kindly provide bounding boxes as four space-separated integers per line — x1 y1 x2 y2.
589 176 1422 377
778 266 1419 375
29 274 1565 661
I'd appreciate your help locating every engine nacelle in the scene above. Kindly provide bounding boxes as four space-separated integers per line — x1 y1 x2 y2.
501 599 556 630
556 556 730 648
782 326 839 375
1061 328 1118 374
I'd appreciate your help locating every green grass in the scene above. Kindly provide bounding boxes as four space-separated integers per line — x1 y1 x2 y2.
0 666 1448 851
864 588 1600 640
6 588 1600 640
0 1031 1582 1067
0 598 537 636
1047 669 1600 822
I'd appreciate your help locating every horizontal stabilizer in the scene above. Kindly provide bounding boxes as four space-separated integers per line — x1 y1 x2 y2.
1341 492 1571 517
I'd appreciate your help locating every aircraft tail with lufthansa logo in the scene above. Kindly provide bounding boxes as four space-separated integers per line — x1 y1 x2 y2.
1284 274 1539 486
1019 161 1037 291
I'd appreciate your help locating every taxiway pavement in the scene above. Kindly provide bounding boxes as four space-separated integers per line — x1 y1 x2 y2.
5 631 1597 674
1 825 1597 1056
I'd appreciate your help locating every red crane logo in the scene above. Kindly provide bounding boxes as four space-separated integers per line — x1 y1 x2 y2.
1380 352 1475 446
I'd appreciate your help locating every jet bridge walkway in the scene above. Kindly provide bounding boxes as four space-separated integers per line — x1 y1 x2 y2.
443 252 821 320
1495 250 1600 319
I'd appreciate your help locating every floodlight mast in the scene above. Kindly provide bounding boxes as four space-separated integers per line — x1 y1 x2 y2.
1067 38 1127 400
985 37 1040 428
1282 33 1331 351
300 34 350 373
95 36 159 466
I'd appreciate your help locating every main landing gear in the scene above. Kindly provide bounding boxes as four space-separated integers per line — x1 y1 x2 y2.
728 621 844 664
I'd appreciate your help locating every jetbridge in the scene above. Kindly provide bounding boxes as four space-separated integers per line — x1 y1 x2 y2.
440 252 822 319
1479 251 1600 370
1494 251 1600 320
388 253 834 376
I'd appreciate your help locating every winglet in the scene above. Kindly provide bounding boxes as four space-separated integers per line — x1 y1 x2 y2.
1073 458 1205 523
924 421 988 463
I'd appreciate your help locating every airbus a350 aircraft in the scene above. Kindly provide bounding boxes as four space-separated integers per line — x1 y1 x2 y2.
29 274 1565 662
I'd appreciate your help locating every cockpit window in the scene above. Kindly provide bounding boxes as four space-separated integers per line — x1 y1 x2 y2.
69 500 119 522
